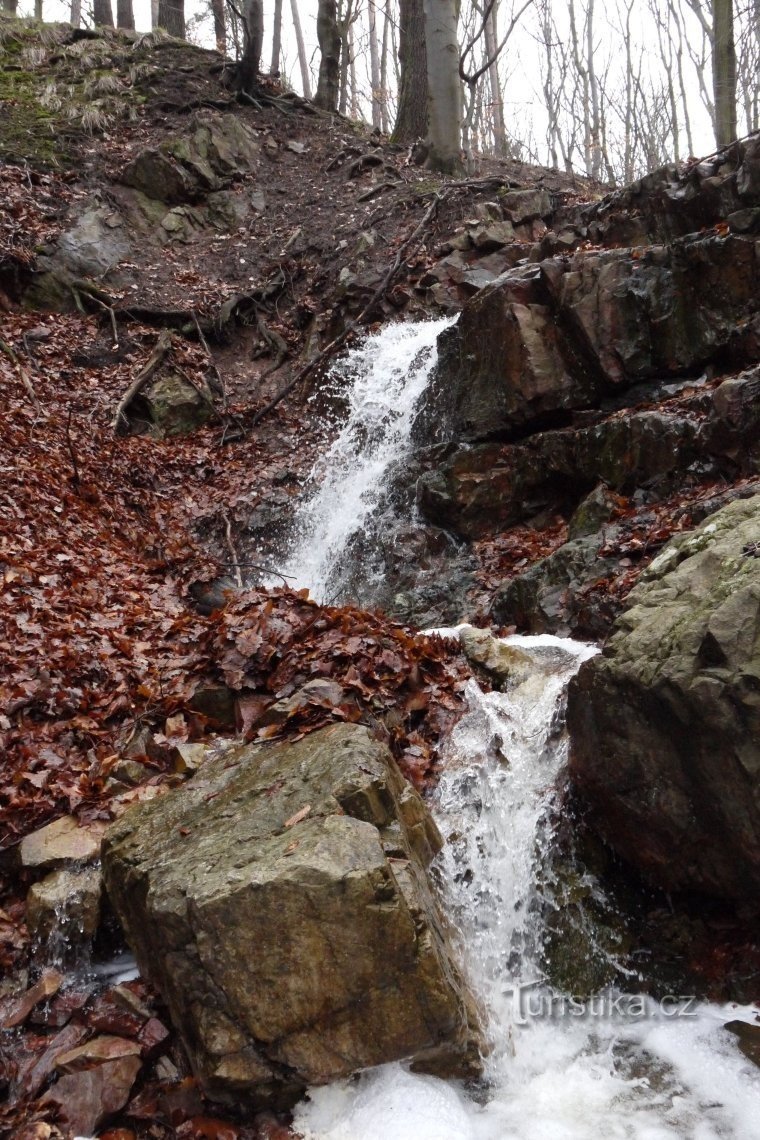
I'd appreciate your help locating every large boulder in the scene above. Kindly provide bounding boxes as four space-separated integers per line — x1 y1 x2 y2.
102 723 483 1108
567 494 760 899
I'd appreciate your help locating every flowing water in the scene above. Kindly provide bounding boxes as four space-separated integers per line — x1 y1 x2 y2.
281 319 760 1140
279 316 454 603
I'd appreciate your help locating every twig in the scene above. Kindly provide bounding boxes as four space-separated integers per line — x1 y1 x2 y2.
222 512 244 588
0 337 42 413
111 329 172 433
224 560 296 584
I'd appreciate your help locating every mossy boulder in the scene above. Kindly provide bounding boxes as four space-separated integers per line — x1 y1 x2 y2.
568 493 760 899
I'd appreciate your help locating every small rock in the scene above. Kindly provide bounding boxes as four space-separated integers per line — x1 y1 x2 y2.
19 816 106 873
26 864 102 944
42 1055 142 1137
171 741 209 775
138 1016 171 1057
468 221 515 250
0 969 63 1029
286 140 307 154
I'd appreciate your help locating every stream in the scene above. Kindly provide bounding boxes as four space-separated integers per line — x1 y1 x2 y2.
278 320 760 1139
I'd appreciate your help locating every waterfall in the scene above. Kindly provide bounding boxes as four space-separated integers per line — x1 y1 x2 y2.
279 317 454 604
294 633 760 1140
282 319 760 1140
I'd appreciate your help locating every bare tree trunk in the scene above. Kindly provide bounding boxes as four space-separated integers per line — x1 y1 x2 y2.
157 0 185 37
379 0 390 131
2 0 19 14
712 0 737 145
211 0 226 53
117 0 134 29
34 0 42 19
315 0 341 110
338 0 351 114
423 0 463 174
290 0 312 98
368 0 383 127
349 22 359 118
70 0 81 25
393 0 428 141
93 0 115 26
484 1 507 155
151 0 158 28
237 0 264 92
270 0 282 72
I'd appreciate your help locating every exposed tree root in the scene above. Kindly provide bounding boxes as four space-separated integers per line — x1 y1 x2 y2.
111 328 172 433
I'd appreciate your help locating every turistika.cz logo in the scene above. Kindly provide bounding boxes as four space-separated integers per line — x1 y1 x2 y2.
504 981 698 1025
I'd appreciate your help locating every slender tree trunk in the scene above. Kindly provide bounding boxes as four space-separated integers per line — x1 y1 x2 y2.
315 0 341 110
712 0 737 145
237 0 264 92
290 0 312 99
338 0 351 114
484 1 507 155
117 0 134 29
93 0 115 26
270 0 282 72
2 0 19 14
349 23 359 118
157 0 185 37
368 0 383 127
151 0 158 28
211 0 226 54
423 0 463 174
34 0 42 19
379 0 390 132
70 0 81 25
392 0 428 142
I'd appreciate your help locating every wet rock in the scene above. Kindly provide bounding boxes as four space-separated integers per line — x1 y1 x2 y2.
459 626 535 688
26 864 102 943
102 723 483 1107
19 816 106 873
0 970 63 1030
724 1020 760 1067
568 494 760 899
41 1054 141 1137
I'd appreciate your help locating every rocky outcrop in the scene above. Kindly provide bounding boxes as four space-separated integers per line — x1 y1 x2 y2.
420 230 758 445
102 723 483 1108
567 494 760 899
119 113 260 205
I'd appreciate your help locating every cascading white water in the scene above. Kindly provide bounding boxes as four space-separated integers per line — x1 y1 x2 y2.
294 634 760 1140
280 317 454 603
281 321 760 1139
